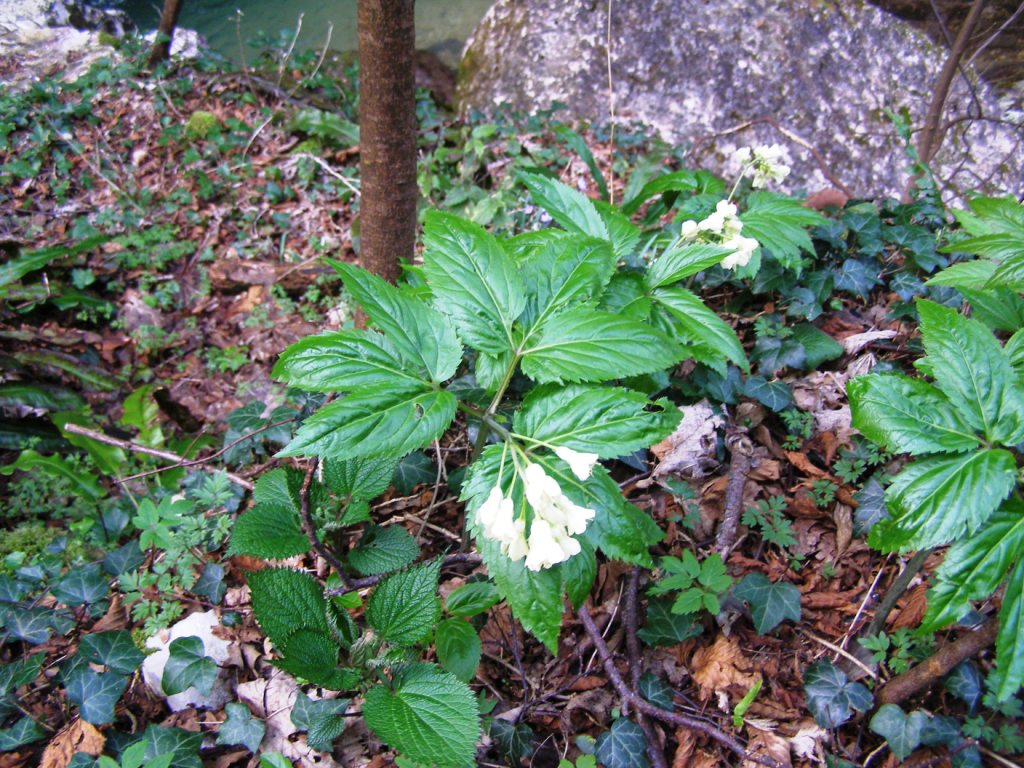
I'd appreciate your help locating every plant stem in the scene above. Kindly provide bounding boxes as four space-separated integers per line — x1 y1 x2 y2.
297 459 349 586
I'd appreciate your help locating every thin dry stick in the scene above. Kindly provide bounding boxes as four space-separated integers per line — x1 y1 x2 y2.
63 423 253 489
624 569 669 768
965 1 1024 68
297 459 349 584
326 553 482 595
715 433 752 557
605 0 616 205
577 605 784 768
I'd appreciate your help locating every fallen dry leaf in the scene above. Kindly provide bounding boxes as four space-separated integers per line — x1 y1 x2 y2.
648 400 724 481
40 720 105 768
743 726 792 768
691 635 762 703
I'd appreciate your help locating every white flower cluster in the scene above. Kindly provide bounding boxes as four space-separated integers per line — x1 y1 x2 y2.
735 144 791 189
476 447 598 571
679 200 759 270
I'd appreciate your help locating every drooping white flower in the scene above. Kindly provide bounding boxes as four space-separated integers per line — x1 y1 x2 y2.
733 146 753 165
720 235 760 269
734 144 791 188
680 219 699 240
504 517 529 562
697 200 738 235
523 462 595 535
524 517 581 571
553 445 599 480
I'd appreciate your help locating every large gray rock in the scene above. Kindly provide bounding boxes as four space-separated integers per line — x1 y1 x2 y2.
457 0 1024 201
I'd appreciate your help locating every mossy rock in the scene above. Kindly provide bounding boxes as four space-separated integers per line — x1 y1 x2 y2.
185 110 220 141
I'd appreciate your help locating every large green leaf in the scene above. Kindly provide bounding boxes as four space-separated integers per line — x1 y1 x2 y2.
733 573 801 635
869 705 927 761
273 630 351 690
739 192 826 272
421 211 525 354
229 468 320 559
79 631 144 675
328 260 461 383
347 525 419 576
516 170 608 241
434 618 481 682
870 450 1017 552
927 259 998 290
645 243 732 289
162 636 217 696
921 503 1024 632
279 385 457 460
847 374 981 455
217 702 265 753
248 567 328 648
651 285 748 371
621 170 699 216
518 235 616 330
993 557 1024 700
367 559 441 646
363 664 480 767
272 330 424 391
65 668 127 725
595 719 650 768
917 300 1024 444
322 455 398 501
521 307 684 384
514 384 679 457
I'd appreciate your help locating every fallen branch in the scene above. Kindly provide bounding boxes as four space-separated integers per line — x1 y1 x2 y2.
715 432 753 557
876 617 999 705
63 423 253 490
577 604 784 768
624 568 669 768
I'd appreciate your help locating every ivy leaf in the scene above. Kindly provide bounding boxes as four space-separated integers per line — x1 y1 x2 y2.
637 596 702 647
743 376 794 412
272 330 426 391
595 718 650 768
162 636 217 696
992 557 1024 701
803 660 873 728
521 306 684 384
248 567 328 647
513 384 680 458
739 192 826 272
348 525 419 576
5 608 52 645
51 563 109 608
869 704 927 760
917 299 1024 445
490 720 534 765
421 210 526 354
435 618 481 683
363 664 480 768
517 170 608 241
328 259 462 383
445 581 501 618
65 667 128 725
131 725 203 768
921 502 1024 632
217 702 265 753
638 672 674 710
733 573 801 634
790 324 843 370
854 475 888 535
848 374 981 455
944 662 984 712
0 716 45 751
392 452 436 494
279 384 457 461
367 559 441 647
651 285 748 371
290 692 349 752
645 244 732 288
79 631 144 675
870 450 1017 552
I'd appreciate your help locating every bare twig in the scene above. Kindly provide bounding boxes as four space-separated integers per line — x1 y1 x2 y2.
715 432 752 557
326 552 482 595
577 605 783 768
876 617 999 705
62 423 253 489
863 549 931 640
297 459 349 584
624 569 668 768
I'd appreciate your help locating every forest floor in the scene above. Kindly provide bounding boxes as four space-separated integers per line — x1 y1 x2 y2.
0 37 1019 768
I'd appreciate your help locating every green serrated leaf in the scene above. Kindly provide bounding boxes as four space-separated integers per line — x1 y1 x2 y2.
927 260 998 290
272 330 425 391
917 300 1024 444
645 243 732 289
273 630 350 689
733 573 801 634
521 306 684 384
870 450 1017 552
435 618 481 682
445 581 500 618
621 169 700 216
870 704 927 760
562 538 597 611
323 455 398 501
79 631 144 675
848 374 981 455
217 702 265 753
229 501 308 559
163 636 217 696
514 384 679 458
595 718 650 768
363 664 480 767
248 567 328 648
367 559 441 646
922 502 1024 632
280 385 457 460
517 170 608 241
518 235 617 331
739 192 826 272
327 259 462 383
992 557 1024 701
421 211 525 354
66 667 128 725
290 692 350 751
651 285 748 371
803 661 873 728
348 525 419 576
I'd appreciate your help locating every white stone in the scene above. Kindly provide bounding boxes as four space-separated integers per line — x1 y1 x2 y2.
142 610 233 712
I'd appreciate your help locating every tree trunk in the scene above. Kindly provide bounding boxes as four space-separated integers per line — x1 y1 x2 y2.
146 0 184 69
357 0 418 283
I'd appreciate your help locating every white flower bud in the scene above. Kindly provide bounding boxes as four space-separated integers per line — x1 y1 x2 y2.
553 445 599 480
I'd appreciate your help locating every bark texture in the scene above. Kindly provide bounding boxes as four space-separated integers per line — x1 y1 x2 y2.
146 0 184 69
358 0 418 283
